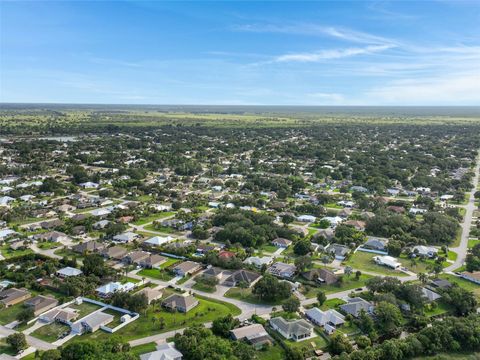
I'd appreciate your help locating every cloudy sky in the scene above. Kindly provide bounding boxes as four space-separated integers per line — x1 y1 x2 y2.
1 0 479 105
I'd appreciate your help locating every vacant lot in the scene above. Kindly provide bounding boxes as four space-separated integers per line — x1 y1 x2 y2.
31 322 70 343
346 251 408 276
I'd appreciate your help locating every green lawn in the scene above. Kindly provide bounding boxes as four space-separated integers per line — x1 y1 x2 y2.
131 342 157 356
0 244 34 259
224 287 283 305
438 274 480 298
259 244 278 253
398 254 448 273
31 322 71 343
319 298 346 311
468 239 480 248
424 301 452 317
138 268 175 281
287 331 328 352
69 295 240 342
69 301 102 318
0 339 16 356
38 241 61 250
192 282 216 293
133 212 175 225
0 302 27 325
301 274 373 298
256 344 285 360
345 251 408 276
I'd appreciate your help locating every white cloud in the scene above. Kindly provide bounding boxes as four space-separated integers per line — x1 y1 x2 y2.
274 44 393 63
361 72 480 105
233 23 396 45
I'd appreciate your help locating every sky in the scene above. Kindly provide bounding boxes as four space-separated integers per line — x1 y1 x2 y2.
1 0 480 106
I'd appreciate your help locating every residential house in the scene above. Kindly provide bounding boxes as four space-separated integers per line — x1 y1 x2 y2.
162 294 198 313
302 268 338 285
340 297 374 318
326 243 350 260
93 220 110 229
72 240 105 254
101 246 128 260
269 317 313 341
56 267 83 278
140 343 183 360
72 311 114 334
362 238 387 252
0 288 31 307
113 232 140 243
373 255 401 269
33 231 70 243
460 271 480 285
138 254 167 269
172 261 202 277
123 250 150 265
96 282 135 298
40 308 78 324
218 250 236 260
272 238 292 248
223 269 261 287
25 295 59 316
230 324 273 349
421 287 442 302
136 288 163 305
314 228 334 241
144 235 174 247
244 256 273 268
39 219 64 230
338 208 352 218
344 220 365 231
297 215 316 223
267 262 296 279
430 278 452 290
202 267 225 280
412 245 438 258
305 307 345 334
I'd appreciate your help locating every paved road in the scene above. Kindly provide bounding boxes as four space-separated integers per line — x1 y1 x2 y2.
445 152 480 272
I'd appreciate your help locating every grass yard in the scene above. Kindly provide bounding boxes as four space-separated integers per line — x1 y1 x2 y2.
256 344 285 360
398 254 448 273
138 268 175 281
319 298 346 311
424 301 452 317
345 251 408 276
301 274 373 298
438 274 480 298
468 239 480 248
31 322 70 343
224 287 284 305
192 282 216 293
0 244 34 259
0 302 26 325
131 342 158 356
259 244 278 253
69 295 240 342
133 212 175 225
0 339 16 356
287 331 328 352
69 301 102 318
159 258 181 269
38 241 61 250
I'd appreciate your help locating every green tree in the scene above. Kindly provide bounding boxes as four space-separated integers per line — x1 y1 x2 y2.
282 296 300 313
317 290 327 306
6 333 27 353
212 314 240 338
375 301 403 337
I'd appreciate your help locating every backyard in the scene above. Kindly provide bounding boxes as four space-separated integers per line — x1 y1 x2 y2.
345 251 408 276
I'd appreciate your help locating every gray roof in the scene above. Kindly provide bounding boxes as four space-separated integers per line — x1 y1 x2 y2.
270 317 313 337
340 297 373 317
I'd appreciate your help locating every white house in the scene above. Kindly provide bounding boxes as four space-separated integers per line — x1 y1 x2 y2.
413 245 438 258
113 232 140 243
297 215 316 223
144 235 174 247
373 255 401 269
96 282 135 297
79 182 99 189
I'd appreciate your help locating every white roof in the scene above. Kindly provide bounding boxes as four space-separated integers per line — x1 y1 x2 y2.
145 235 174 246
298 214 316 221
113 232 138 242
91 208 112 216
0 229 16 239
57 267 83 277
140 343 183 360
306 307 345 326
244 256 273 267
96 281 135 294
374 255 401 268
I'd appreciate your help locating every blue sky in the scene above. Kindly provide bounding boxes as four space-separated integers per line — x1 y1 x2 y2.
1 0 479 105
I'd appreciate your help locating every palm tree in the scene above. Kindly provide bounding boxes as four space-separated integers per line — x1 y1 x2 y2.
418 272 428 284
344 266 353 278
